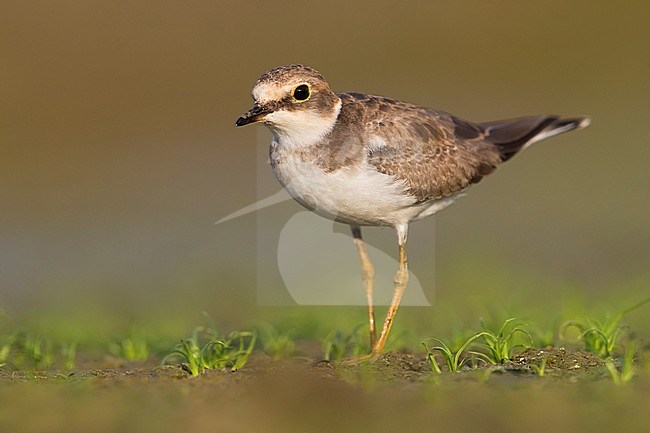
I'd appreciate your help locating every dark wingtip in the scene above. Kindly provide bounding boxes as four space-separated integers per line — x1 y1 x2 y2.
562 116 591 130
482 115 590 162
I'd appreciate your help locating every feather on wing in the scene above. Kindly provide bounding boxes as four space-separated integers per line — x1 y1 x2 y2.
341 93 502 202
312 94 588 204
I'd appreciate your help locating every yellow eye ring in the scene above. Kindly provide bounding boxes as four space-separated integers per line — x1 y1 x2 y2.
291 83 311 102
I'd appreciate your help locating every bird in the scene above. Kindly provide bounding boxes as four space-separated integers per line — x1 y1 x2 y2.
235 64 590 357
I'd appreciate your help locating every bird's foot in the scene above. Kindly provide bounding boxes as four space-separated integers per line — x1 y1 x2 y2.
336 352 381 366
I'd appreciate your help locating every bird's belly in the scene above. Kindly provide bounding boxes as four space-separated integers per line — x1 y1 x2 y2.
271 156 419 226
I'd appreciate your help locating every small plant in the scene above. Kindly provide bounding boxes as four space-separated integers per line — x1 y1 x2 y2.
530 358 548 377
0 332 16 368
165 336 202 376
323 324 368 361
478 318 534 364
562 317 624 358
109 326 150 362
0 330 77 371
606 341 636 385
422 332 491 373
257 324 296 359
528 319 558 348
60 341 77 370
201 330 257 371
162 316 256 376
561 298 648 359
20 332 55 370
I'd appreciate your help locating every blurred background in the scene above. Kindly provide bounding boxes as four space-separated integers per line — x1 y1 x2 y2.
1 1 648 341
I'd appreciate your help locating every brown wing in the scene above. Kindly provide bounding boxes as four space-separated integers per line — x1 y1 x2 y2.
343 93 502 202
344 93 590 203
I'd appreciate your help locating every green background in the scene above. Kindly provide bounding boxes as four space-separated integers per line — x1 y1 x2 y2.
1 1 648 432
2 0 647 330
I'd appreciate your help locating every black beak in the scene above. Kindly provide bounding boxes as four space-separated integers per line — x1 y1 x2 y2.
236 103 270 127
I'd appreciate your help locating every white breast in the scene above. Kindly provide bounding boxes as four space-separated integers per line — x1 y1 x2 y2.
271 142 439 227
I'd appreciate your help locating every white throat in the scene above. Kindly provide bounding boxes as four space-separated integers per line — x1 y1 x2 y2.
265 99 342 149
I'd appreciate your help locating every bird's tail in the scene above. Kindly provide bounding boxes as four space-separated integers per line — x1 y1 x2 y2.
481 115 591 161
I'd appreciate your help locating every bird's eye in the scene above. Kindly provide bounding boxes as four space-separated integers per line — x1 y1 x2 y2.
292 84 311 102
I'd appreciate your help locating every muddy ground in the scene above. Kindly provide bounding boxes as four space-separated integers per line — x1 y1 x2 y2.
0 347 608 384
1 348 647 433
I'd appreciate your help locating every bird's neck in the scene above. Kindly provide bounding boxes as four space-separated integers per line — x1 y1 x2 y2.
266 99 342 150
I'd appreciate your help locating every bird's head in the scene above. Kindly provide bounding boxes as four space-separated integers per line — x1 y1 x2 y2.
236 64 341 146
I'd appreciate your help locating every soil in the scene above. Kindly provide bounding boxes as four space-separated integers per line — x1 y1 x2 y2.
503 347 605 375
0 347 607 384
1 348 642 433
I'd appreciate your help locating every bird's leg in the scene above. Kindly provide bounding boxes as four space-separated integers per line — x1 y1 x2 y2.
351 225 376 349
372 224 409 355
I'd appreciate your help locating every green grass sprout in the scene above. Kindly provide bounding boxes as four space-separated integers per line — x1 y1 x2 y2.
478 318 534 364
561 298 649 358
528 318 558 348
165 337 202 376
109 326 150 362
0 329 77 371
323 324 369 361
60 341 77 370
21 333 55 370
257 323 297 360
422 332 491 373
606 341 637 385
200 330 257 371
530 358 548 377
0 331 16 368
162 315 257 376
